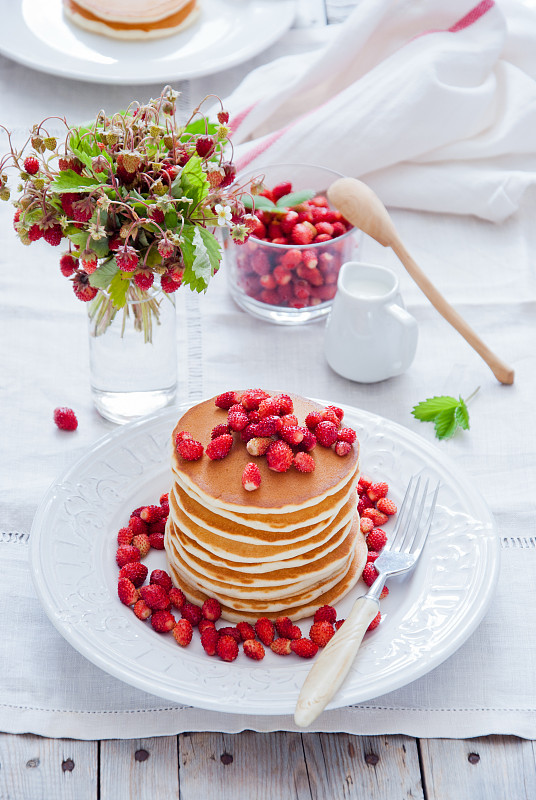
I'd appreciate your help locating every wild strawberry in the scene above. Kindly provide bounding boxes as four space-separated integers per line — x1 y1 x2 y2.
362 508 389 526
149 532 165 549
367 528 387 551
206 434 233 460
377 498 397 516
270 638 291 655
198 619 216 634
130 506 145 518
367 611 381 632
241 388 269 410
72 272 98 302
118 577 139 606
195 135 215 158
335 441 352 457
315 221 335 237
309 621 335 647
172 618 193 645
177 438 204 461
357 495 373 514
133 599 151 620
335 619 345 630
266 440 293 472
218 626 242 643
116 246 139 272
150 569 172 592
28 224 42 241
211 422 231 439
181 602 203 626
169 587 185 611
131 533 150 558
302 250 318 269
243 640 265 660
236 621 256 642
291 638 318 658
175 430 193 445
140 505 165 523
23 156 39 174
216 634 239 662
134 271 154 290
338 428 357 444
298 430 317 452
291 222 316 245
217 110 229 124
272 181 292 201
43 224 63 246
119 562 148 587
367 551 380 563
227 403 249 431
255 617 275 646
246 437 272 457
149 519 166 535
116 545 141 568
380 586 389 600
242 462 261 491
321 408 341 427
140 584 170 610
159 491 169 504
315 421 338 447
362 563 379 587
275 616 293 637
367 482 389 502
240 424 257 444
128 516 147 537
358 475 373 494
59 253 78 277
279 426 305 446
151 610 176 633
360 517 374 535
201 627 220 655
53 407 78 431
280 248 302 268
280 414 299 428
313 605 337 624
161 274 180 293
293 452 315 473
202 597 222 622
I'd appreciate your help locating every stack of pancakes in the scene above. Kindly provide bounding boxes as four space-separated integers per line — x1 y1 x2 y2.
63 0 200 40
165 393 366 622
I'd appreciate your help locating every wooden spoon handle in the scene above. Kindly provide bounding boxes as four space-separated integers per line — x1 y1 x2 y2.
391 239 514 385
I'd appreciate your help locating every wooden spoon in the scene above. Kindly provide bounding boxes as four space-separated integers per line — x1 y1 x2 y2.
328 177 514 385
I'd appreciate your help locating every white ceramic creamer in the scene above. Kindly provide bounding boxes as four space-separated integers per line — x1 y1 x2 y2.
324 262 418 383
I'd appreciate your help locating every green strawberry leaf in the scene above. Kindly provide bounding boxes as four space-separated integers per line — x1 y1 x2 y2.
89 257 119 289
412 389 479 440
50 169 101 194
173 156 209 208
181 225 221 292
108 271 132 309
275 189 315 207
88 236 110 259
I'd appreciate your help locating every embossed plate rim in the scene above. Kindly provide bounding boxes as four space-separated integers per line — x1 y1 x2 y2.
30 400 500 715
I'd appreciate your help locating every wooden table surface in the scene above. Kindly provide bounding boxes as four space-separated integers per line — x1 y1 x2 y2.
1 3 533 798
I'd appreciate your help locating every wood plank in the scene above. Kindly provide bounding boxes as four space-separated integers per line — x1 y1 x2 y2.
302 733 424 799
178 731 312 800
99 736 179 800
0 733 97 800
420 736 536 800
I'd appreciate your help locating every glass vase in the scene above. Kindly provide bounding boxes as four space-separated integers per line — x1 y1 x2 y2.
88 283 177 425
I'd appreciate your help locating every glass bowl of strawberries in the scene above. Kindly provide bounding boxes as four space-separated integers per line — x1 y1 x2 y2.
224 164 360 324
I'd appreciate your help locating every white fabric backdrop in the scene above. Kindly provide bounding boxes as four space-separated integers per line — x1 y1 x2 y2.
1 0 536 739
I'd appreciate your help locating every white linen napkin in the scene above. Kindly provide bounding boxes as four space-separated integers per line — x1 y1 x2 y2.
223 0 536 222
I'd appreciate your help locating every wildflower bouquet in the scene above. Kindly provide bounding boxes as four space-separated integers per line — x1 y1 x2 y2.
0 86 254 340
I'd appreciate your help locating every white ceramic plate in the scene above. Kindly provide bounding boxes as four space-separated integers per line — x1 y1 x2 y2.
0 0 295 84
30 401 500 715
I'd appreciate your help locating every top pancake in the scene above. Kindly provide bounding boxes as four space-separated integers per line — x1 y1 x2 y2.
171 393 359 513
73 0 191 23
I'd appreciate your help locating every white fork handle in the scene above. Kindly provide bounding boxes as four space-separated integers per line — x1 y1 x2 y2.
294 595 379 728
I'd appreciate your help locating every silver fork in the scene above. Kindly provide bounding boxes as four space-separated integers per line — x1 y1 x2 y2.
294 475 440 728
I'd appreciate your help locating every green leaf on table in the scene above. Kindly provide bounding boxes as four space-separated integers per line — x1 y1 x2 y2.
181 224 221 292
89 257 119 289
276 189 316 207
108 270 132 309
50 170 101 194
411 391 478 440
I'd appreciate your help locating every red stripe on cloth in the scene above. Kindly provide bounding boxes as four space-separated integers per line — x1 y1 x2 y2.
229 102 258 135
449 0 494 32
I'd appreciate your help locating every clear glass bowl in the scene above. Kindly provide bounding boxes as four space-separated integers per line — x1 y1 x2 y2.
224 163 361 325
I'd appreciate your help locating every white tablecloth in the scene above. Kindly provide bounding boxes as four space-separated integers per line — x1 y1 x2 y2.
1 14 536 741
